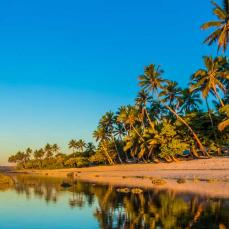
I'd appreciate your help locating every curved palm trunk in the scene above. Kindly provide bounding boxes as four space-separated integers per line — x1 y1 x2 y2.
131 124 145 142
111 135 123 164
205 98 218 142
102 143 115 165
164 104 209 157
213 85 225 107
144 108 155 130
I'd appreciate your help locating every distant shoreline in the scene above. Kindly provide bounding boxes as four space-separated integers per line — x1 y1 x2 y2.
8 157 229 198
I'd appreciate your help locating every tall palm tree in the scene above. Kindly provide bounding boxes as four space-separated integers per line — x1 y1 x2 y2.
135 90 155 129
138 64 166 96
190 56 228 107
25 148 32 162
113 122 126 141
85 142 96 157
99 112 123 163
148 100 167 123
117 106 144 142
201 0 229 52
93 127 115 165
180 89 202 114
44 144 53 159
139 64 209 156
68 139 77 154
159 80 182 109
34 148 45 168
52 144 60 156
76 139 86 154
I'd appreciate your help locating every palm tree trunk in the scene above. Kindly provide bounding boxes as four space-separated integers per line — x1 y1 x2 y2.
102 143 115 165
213 86 225 107
205 98 218 142
144 108 155 130
131 125 145 142
111 135 123 164
164 104 209 157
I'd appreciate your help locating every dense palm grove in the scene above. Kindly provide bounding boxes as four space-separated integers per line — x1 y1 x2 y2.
9 0 229 169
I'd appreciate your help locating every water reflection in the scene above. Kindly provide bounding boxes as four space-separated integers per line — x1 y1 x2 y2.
5 175 229 228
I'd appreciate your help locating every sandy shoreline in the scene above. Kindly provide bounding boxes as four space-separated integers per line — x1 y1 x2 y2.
7 157 229 198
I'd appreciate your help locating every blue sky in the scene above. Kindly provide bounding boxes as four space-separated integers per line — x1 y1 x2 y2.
0 0 223 163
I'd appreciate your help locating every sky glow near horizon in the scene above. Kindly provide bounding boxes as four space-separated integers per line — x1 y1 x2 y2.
0 0 226 164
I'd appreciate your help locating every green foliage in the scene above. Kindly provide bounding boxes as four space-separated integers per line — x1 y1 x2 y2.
157 121 189 159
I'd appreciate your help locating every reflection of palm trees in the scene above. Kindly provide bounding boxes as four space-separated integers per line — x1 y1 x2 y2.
10 175 229 229
69 181 85 209
93 186 229 229
14 175 60 203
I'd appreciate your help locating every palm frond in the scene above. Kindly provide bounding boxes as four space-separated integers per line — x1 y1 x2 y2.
211 0 224 12
222 0 229 12
201 21 222 29
204 28 222 45
218 119 229 131
213 8 226 20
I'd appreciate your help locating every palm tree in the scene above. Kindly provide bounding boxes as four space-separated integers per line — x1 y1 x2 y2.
68 139 77 154
201 0 229 52
117 106 144 142
44 143 53 159
52 144 60 156
180 89 202 114
85 142 96 157
113 122 126 141
93 127 115 165
159 80 182 109
138 64 166 96
190 56 228 107
148 100 167 123
139 64 209 156
99 112 123 163
25 148 32 162
34 148 45 168
76 139 86 154
135 90 155 129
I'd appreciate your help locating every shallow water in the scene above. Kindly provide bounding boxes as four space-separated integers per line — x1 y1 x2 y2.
0 175 229 229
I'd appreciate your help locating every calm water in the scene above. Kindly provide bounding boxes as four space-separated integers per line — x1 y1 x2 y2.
0 175 228 229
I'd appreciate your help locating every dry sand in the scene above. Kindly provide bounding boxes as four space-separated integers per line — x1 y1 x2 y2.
10 157 229 198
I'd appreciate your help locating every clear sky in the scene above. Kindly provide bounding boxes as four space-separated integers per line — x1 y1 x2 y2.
0 0 224 164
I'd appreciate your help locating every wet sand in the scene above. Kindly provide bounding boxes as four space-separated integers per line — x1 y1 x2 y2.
9 157 229 198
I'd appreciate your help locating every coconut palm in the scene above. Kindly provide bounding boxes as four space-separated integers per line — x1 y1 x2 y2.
139 64 209 156
135 90 155 129
68 139 77 154
190 56 229 107
76 139 86 154
159 80 182 109
117 106 144 142
138 64 166 96
44 144 53 159
25 148 32 162
93 127 115 165
99 112 123 163
113 122 126 141
180 89 202 114
201 0 229 52
52 144 60 156
148 100 167 123
85 142 96 157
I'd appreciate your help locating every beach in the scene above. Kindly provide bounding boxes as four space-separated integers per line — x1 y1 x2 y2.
10 157 229 198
